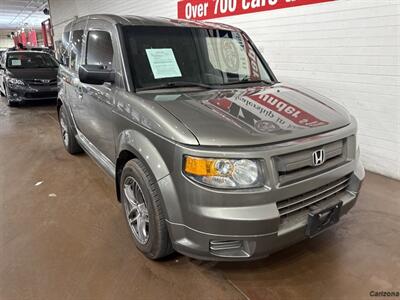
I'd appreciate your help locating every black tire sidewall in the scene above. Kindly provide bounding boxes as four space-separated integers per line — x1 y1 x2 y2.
59 105 82 154
6 89 18 107
120 160 163 259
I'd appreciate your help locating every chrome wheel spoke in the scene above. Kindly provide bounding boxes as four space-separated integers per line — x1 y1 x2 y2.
141 206 149 223
123 176 150 245
126 194 137 209
137 217 147 241
129 214 139 225
124 181 138 207
128 206 138 219
60 117 69 146
143 214 149 223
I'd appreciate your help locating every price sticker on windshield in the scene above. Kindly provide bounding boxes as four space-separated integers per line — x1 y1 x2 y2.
11 59 22 66
145 48 182 79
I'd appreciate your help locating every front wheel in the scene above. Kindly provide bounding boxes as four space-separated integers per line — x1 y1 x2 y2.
120 159 173 259
6 98 18 107
4 88 18 107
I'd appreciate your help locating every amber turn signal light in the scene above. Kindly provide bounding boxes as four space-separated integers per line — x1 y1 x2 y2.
184 156 219 176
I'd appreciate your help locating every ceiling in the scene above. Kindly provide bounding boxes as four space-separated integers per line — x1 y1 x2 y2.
0 0 49 30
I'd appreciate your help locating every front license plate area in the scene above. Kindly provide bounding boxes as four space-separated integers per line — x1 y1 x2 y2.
305 201 343 238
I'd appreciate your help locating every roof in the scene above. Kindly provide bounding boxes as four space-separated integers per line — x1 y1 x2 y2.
67 14 240 32
6 50 51 54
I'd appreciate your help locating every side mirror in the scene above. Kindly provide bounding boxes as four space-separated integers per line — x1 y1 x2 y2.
79 64 115 85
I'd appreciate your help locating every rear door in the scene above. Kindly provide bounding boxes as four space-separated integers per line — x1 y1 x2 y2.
58 25 72 106
66 18 88 130
78 19 123 161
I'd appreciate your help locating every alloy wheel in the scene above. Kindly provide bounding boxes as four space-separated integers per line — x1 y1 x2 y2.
60 115 69 147
123 176 150 244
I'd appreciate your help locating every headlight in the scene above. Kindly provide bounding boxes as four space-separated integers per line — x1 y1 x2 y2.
183 156 264 189
7 78 25 86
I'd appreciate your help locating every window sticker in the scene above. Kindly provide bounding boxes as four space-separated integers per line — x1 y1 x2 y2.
145 48 182 79
11 59 22 66
205 36 249 77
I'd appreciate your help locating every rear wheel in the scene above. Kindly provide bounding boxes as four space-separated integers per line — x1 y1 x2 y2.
120 159 173 259
59 105 82 154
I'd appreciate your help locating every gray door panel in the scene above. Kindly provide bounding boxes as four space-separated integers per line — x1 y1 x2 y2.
78 19 122 161
65 18 88 130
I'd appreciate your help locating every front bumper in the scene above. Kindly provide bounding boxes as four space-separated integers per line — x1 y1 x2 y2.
158 123 365 261
6 84 58 102
165 160 364 261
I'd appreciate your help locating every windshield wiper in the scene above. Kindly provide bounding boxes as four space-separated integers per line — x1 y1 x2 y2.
139 81 213 91
222 79 273 86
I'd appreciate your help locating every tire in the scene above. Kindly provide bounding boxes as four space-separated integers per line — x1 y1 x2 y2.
120 159 173 259
7 98 18 107
5 88 18 107
58 105 82 154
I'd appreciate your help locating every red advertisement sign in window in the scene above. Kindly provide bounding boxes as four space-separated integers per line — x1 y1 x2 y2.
178 0 334 20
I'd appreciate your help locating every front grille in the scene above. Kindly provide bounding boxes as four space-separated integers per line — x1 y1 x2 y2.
25 91 57 99
277 175 351 221
274 139 347 186
25 79 57 86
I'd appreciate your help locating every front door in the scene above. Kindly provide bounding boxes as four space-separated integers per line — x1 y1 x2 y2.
78 21 121 161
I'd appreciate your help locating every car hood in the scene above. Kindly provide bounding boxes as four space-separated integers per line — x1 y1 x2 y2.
141 84 352 146
6 68 58 80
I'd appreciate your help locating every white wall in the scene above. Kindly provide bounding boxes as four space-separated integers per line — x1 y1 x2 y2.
49 0 400 179
0 30 13 48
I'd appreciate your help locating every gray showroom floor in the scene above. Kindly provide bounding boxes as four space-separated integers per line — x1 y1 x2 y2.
0 97 399 300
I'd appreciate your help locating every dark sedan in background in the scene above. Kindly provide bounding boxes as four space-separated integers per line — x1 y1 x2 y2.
0 50 59 106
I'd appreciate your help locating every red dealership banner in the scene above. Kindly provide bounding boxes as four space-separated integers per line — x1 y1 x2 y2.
178 0 334 20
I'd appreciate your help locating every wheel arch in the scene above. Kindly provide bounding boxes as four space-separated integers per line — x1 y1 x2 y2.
56 85 69 116
56 97 63 116
115 130 171 202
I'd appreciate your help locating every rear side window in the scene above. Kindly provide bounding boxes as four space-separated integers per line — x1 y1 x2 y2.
70 30 83 71
86 31 113 68
56 31 70 66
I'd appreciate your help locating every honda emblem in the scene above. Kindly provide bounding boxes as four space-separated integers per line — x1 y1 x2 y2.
312 149 325 166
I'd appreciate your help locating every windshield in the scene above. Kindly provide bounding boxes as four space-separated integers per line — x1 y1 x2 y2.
6 52 58 69
122 26 273 90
